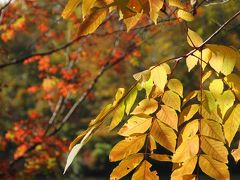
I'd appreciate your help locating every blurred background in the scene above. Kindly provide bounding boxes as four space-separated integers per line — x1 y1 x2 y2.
0 0 239 179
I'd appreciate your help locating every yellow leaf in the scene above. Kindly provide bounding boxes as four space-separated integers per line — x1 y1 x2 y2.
169 0 185 9
151 65 168 92
118 115 152 136
113 88 125 106
62 0 81 19
140 77 154 98
200 136 228 163
181 120 199 142
201 100 222 123
199 155 230 180
171 156 197 179
208 47 224 73
186 53 199 72
182 91 198 106
150 154 172 162
231 148 240 163
162 90 181 111
209 79 224 98
179 104 199 125
109 135 146 162
172 135 199 163
125 88 138 115
167 79 183 97
187 29 203 48
149 135 157 152
131 98 158 115
78 8 108 36
177 9 194 22
151 119 177 152
224 104 240 145
133 69 151 82
201 48 212 70
217 90 235 118
202 70 213 83
156 105 178 131
124 12 143 31
110 153 144 179
109 102 125 130
224 73 240 101
82 0 97 19
132 160 159 180
148 0 163 24
204 91 217 113
200 119 225 142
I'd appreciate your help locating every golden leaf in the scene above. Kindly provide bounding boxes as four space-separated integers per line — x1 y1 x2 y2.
149 135 157 152
199 155 230 180
231 148 240 163
169 0 185 9
224 73 240 101
172 135 199 163
171 156 197 179
181 120 199 142
187 29 203 48
131 98 158 115
133 69 151 82
110 153 144 179
177 9 194 22
209 79 224 98
167 79 183 97
150 154 172 162
151 65 168 92
200 119 225 142
208 46 224 73
125 88 138 115
224 104 240 145
179 104 199 125
118 115 152 136
151 119 177 152
62 0 81 19
182 91 198 107
201 100 222 123
78 8 108 35
148 0 164 24
162 90 181 111
82 0 97 19
200 136 228 163
186 53 199 72
109 102 125 130
217 90 235 118
109 134 146 162
132 160 159 180
202 70 213 83
113 88 125 107
124 12 143 31
156 105 178 131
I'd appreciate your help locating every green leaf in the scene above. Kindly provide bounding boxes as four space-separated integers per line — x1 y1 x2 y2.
125 88 138 115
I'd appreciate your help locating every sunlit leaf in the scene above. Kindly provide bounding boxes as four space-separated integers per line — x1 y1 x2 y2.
124 12 143 31
202 70 213 83
162 90 181 111
224 104 240 145
209 79 224 98
82 0 97 19
169 0 185 9
156 105 178 131
199 155 230 180
62 0 81 19
177 9 194 21
171 156 197 179
200 136 228 163
151 65 168 92
182 91 198 106
132 160 159 180
110 102 125 130
109 134 146 162
133 69 151 82
110 153 144 179
217 90 235 118
131 98 158 115
231 148 240 163
125 88 138 115
151 119 177 152
149 135 157 152
187 29 203 48
118 115 152 136
181 120 199 142
200 119 225 142
224 73 240 101
179 104 199 125
167 79 183 97
172 135 199 163
148 0 164 24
